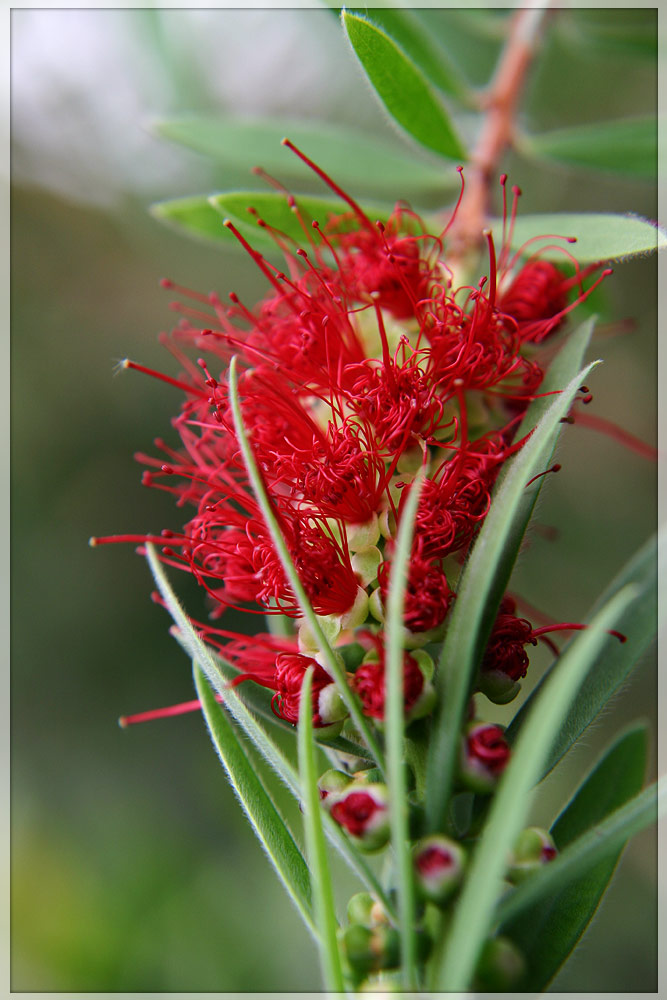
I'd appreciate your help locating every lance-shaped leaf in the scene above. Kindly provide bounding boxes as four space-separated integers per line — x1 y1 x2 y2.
154 116 457 199
193 663 314 937
384 474 423 989
298 667 345 992
519 116 657 180
498 724 650 989
425 344 600 833
507 533 657 776
496 212 667 263
431 584 639 992
341 11 466 161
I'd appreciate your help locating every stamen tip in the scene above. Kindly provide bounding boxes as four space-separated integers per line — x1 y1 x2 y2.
118 715 128 729
88 536 98 547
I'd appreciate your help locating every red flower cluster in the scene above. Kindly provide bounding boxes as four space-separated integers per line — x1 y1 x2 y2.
93 145 606 729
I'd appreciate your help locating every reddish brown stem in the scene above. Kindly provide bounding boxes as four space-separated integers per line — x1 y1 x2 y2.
448 4 552 258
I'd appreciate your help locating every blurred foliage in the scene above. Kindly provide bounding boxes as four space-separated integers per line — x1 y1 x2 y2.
12 7 658 992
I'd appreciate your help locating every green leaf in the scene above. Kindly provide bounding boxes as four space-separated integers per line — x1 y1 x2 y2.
499 725 649 989
210 190 395 250
507 533 657 776
155 116 459 199
298 668 345 992
150 195 253 248
430 583 640 992
341 11 466 161
148 547 395 917
520 117 656 179
495 212 667 263
565 8 657 59
193 664 315 936
384 473 423 989
425 343 600 834
344 8 466 98
496 777 664 942
227 355 385 768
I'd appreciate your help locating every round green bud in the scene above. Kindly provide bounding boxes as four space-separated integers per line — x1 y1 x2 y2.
475 936 526 991
508 826 557 883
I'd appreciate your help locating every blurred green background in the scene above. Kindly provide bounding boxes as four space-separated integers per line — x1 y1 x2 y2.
11 8 658 992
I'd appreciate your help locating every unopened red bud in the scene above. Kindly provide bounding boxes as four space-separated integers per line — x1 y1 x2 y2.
317 768 352 803
413 835 465 903
508 826 558 883
474 936 526 991
460 722 511 793
329 782 390 851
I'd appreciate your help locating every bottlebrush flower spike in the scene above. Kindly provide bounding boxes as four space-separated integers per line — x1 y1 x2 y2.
92 142 609 735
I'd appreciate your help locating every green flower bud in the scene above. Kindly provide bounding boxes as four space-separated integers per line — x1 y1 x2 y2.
475 936 526 991
413 835 466 903
477 668 522 705
508 826 558 883
317 768 352 804
341 923 400 976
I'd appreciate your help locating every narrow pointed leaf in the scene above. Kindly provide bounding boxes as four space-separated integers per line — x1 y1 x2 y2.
298 668 345 992
499 725 649 988
425 352 600 833
155 116 458 198
520 116 656 179
496 778 663 934
211 190 394 249
344 8 466 98
341 11 466 161
496 212 667 262
385 474 423 988
193 664 315 936
228 355 385 767
507 533 657 775
432 584 639 992
148 547 395 916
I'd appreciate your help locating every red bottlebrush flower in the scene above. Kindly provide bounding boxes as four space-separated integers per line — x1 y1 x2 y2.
478 594 627 704
378 544 454 634
461 722 511 793
92 146 607 722
481 596 536 683
271 652 347 729
498 260 568 337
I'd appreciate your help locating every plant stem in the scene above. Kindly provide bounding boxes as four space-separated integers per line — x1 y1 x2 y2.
448 2 552 258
